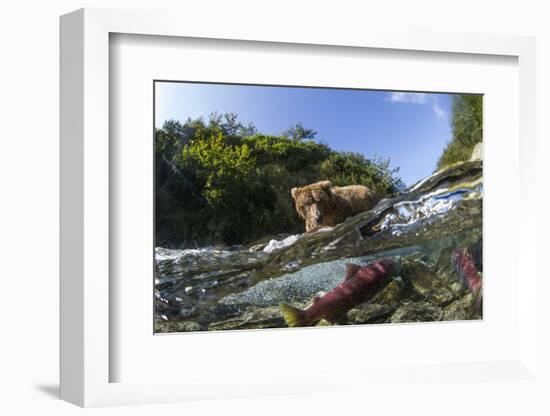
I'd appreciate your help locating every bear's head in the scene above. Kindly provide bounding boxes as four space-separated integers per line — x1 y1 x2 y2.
291 180 333 232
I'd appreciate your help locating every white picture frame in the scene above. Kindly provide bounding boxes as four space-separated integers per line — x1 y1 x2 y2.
60 7 538 408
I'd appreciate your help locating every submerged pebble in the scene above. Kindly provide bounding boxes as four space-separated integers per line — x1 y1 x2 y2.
390 301 443 323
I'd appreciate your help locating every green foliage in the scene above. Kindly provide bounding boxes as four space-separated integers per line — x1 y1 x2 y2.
243 134 331 172
182 132 254 206
437 95 483 169
281 122 317 140
319 152 401 196
206 112 258 137
154 119 190 162
155 114 402 247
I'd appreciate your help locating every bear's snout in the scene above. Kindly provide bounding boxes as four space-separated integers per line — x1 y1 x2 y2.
304 204 323 232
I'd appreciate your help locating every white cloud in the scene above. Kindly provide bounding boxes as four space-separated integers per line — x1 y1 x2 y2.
432 101 447 120
388 92 448 121
388 92 428 104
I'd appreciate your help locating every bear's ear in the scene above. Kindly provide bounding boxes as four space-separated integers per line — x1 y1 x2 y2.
320 180 332 189
291 187 298 199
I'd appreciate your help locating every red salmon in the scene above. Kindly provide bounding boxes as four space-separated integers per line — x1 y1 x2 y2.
280 258 400 327
452 247 483 314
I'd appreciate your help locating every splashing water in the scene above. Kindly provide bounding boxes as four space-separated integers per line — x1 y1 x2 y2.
262 234 300 253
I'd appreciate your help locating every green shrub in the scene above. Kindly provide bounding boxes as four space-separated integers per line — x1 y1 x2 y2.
155 113 402 247
437 95 482 169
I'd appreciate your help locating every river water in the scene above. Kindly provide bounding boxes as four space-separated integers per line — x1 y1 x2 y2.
154 160 483 332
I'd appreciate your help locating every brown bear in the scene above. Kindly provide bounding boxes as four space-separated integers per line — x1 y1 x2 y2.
291 180 378 232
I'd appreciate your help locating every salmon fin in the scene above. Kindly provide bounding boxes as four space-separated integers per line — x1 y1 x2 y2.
312 291 326 304
345 263 361 280
280 304 307 327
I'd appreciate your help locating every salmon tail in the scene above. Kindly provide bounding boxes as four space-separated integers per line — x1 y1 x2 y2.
280 304 307 327
470 287 483 317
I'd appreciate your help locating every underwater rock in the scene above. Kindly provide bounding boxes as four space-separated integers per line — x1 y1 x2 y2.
442 293 476 321
403 260 455 306
208 306 285 330
196 303 249 327
346 304 394 324
434 247 455 278
370 279 407 307
449 281 466 296
155 320 203 333
390 301 443 323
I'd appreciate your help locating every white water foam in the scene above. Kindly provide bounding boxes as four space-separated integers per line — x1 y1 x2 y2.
262 234 300 253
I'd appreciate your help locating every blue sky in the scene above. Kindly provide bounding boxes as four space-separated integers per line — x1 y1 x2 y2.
155 82 454 186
